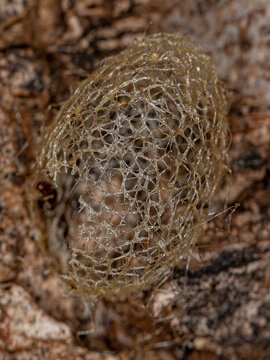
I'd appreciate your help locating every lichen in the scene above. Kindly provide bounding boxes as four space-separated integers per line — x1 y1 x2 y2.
30 33 228 300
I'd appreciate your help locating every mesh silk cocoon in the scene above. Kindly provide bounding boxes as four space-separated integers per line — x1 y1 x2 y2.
32 33 228 299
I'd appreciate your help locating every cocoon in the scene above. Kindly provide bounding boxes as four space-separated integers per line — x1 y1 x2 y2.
31 33 228 300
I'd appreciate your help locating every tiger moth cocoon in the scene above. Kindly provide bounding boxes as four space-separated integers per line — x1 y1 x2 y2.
30 33 228 300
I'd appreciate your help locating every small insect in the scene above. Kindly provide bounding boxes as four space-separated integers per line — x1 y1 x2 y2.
36 181 57 207
30 33 228 301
